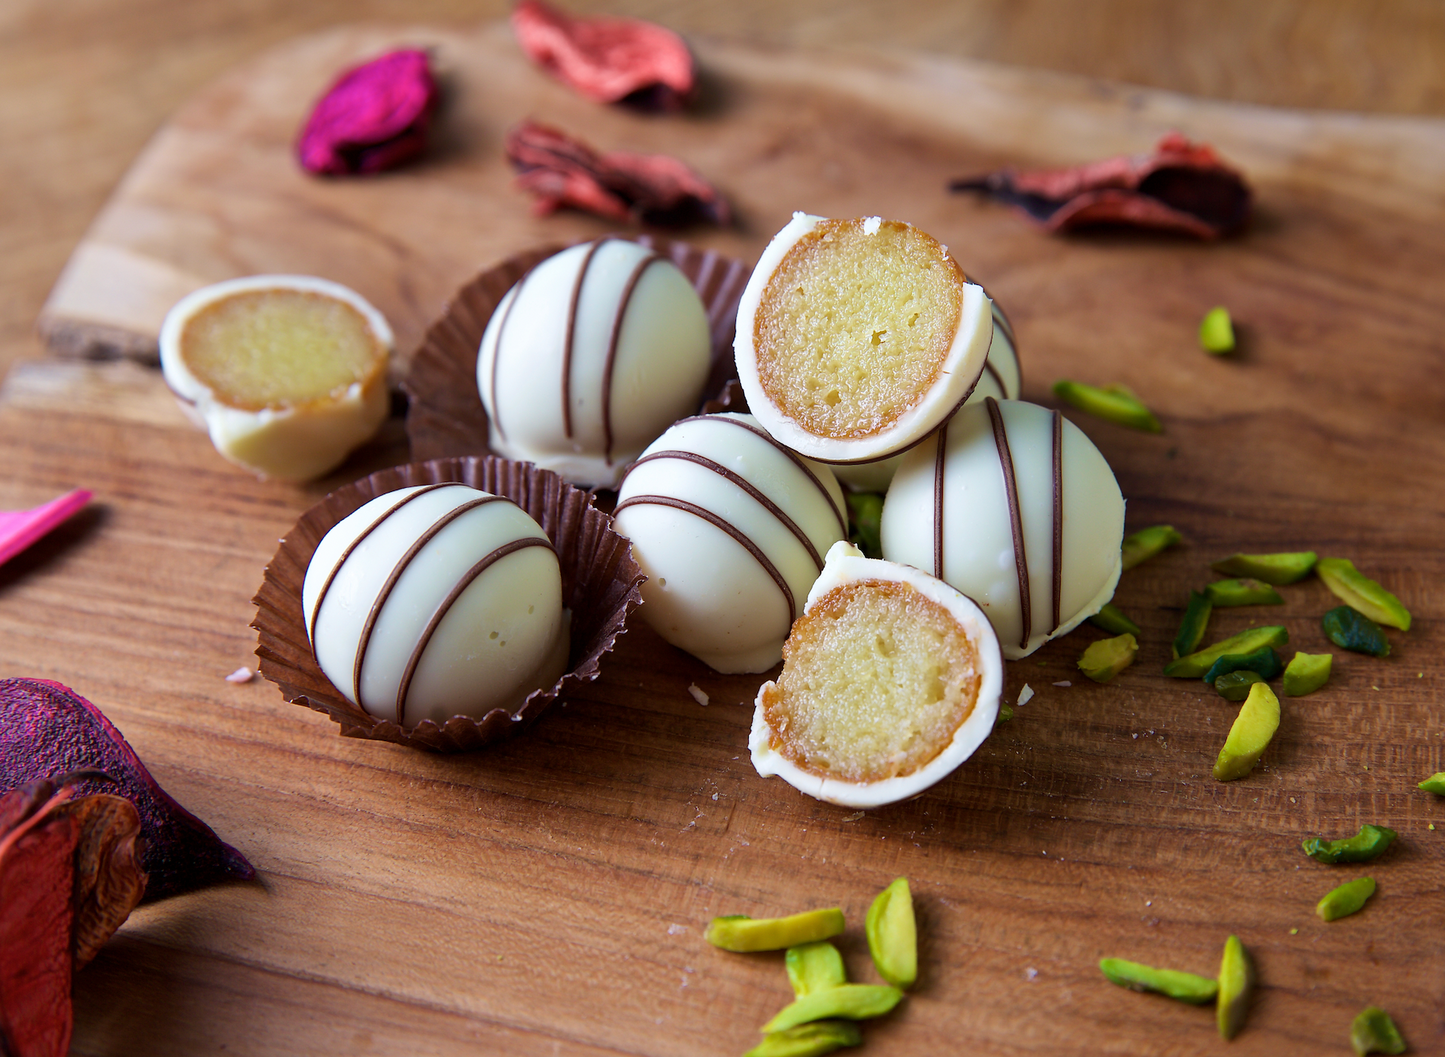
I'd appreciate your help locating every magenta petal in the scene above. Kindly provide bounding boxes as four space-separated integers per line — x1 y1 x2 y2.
296 49 439 176
0 489 91 568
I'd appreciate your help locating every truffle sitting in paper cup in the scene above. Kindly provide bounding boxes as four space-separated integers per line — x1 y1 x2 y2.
613 413 848 673
160 275 392 482
478 238 712 488
733 213 994 465
882 397 1125 660
750 542 1003 807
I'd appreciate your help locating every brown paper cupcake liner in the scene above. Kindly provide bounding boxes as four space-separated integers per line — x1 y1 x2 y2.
252 456 644 753
404 235 750 463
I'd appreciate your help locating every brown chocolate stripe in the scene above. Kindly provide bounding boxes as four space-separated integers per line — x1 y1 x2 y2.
393 535 552 727
985 396 1032 650
981 355 1007 398
562 238 613 440
613 494 797 623
352 495 507 711
933 418 948 580
487 268 533 445
1051 409 1063 633
628 450 825 570
600 251 663 465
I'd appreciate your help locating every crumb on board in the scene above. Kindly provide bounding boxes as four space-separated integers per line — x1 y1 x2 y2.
1052 680 1071 688
1017 683 1035 706
225 666 256 684
687 683 709 706
842 811 865 822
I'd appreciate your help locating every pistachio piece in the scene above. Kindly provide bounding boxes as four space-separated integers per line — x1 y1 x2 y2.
1121 525 1183 571
1301 824 1397 865
1053 380 1163 433
1322 606 1390 658
1316 876 1376 921
1282 652 1332 697
1199 306 1235 354
1213 682 1280 781
1165 626 1288 678
706 908 846 952
995 701 1015 725
1090 602 1141 637
1098 957 1218 1004
1204 578 1284 607
1216 935 1254 1040
865 877 917 989
1078 633 1138 684
1350 1006 1407 1056
744 1021 863 1057
1419 772 1445 795
1316 558 1411 631
1203 645 1283 686
787 942 847 998
1213 670 1263 701
1210 551 1316 585
1172 590 1213 660
762 984 904 1034
844 492 884 560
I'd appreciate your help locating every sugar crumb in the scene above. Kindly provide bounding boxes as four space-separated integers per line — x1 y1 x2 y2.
225 667 256 684
1018 684 1035 707
687 683 709 706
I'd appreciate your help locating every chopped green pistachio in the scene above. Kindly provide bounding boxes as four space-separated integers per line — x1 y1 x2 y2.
705 908 846 952
1203 645 1283 686
995 702 1015 725
786 942 848 998
1121 525 1183 571
1090 602 1141 637
744 1021 863 1057
865 877 917 989
1079 634 1138 684
1213 670 1263 701
844 492 884 560
1216 935 1254 1040
1213 682 1280 781
1204 578 1284 607
1316 876 1376 921
1172 590 1213 660
1316 558 1411 631
1419 772 1445 795
1350 1006 1407 1056
1053 379 1163 432
1165 626 1289 678
1098 958 1219 1004
762 984 904 1034
1210 551 1317 585
1301 824 1397 864
1322 606 1390 657
1199 306 1236 354
1283 652 1333 696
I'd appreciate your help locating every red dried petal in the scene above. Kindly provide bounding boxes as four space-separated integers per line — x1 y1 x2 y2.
297 49 439 176
60 794 146 970
0 679 254 903
512 0 694 109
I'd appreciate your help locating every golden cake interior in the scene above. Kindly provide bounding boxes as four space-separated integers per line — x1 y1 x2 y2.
753 219 965 440
180 289 385 411
760 578 981 783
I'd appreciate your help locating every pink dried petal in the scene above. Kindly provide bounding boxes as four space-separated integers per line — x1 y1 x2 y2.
0 489 90 568
512 0 694 109
297 49 439 176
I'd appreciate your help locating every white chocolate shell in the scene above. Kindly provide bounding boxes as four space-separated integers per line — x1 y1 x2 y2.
302 484 569 728
750 541 1003 808
477 238 712 488
881 397 1125 660
612 413 848 673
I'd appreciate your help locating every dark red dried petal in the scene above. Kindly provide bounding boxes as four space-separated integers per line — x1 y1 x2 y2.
506 120 730 228
0 679 254 903
297 49 439 176
512 0 694 110
951 132 1251 238
61 794 146 970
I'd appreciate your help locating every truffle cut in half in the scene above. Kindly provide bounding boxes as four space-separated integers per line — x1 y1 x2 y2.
750 541 1003 807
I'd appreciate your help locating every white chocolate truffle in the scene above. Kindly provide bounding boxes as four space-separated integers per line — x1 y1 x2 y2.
159 275 392 482
302 484 569 728
750 541 1003 808
612 413 848 674
733 213 994 464
832 297 1022 492
881 397 1125 660
477 238 712 488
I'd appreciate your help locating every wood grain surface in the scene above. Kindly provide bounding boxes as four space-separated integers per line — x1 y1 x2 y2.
1 16 1444 1057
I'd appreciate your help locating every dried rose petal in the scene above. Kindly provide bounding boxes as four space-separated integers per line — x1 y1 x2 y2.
952 132 1251 239
0 679 253 902
506 120 730 228
0 489 91 568
512 0 694 110
61 792 145 969
296 49 439 176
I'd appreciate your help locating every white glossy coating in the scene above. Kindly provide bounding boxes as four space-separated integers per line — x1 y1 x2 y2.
881 398 1124 660
303 484 569 728
612 413 848 674
750 541 1003 807
477 240 711 488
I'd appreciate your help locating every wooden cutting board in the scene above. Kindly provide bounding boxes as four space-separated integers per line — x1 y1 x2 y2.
6 20 1445 1057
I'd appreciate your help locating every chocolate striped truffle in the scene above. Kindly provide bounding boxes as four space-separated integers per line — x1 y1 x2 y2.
881 398 1124 660
302 484 569 728
613 413 848 674
477 238 711 489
